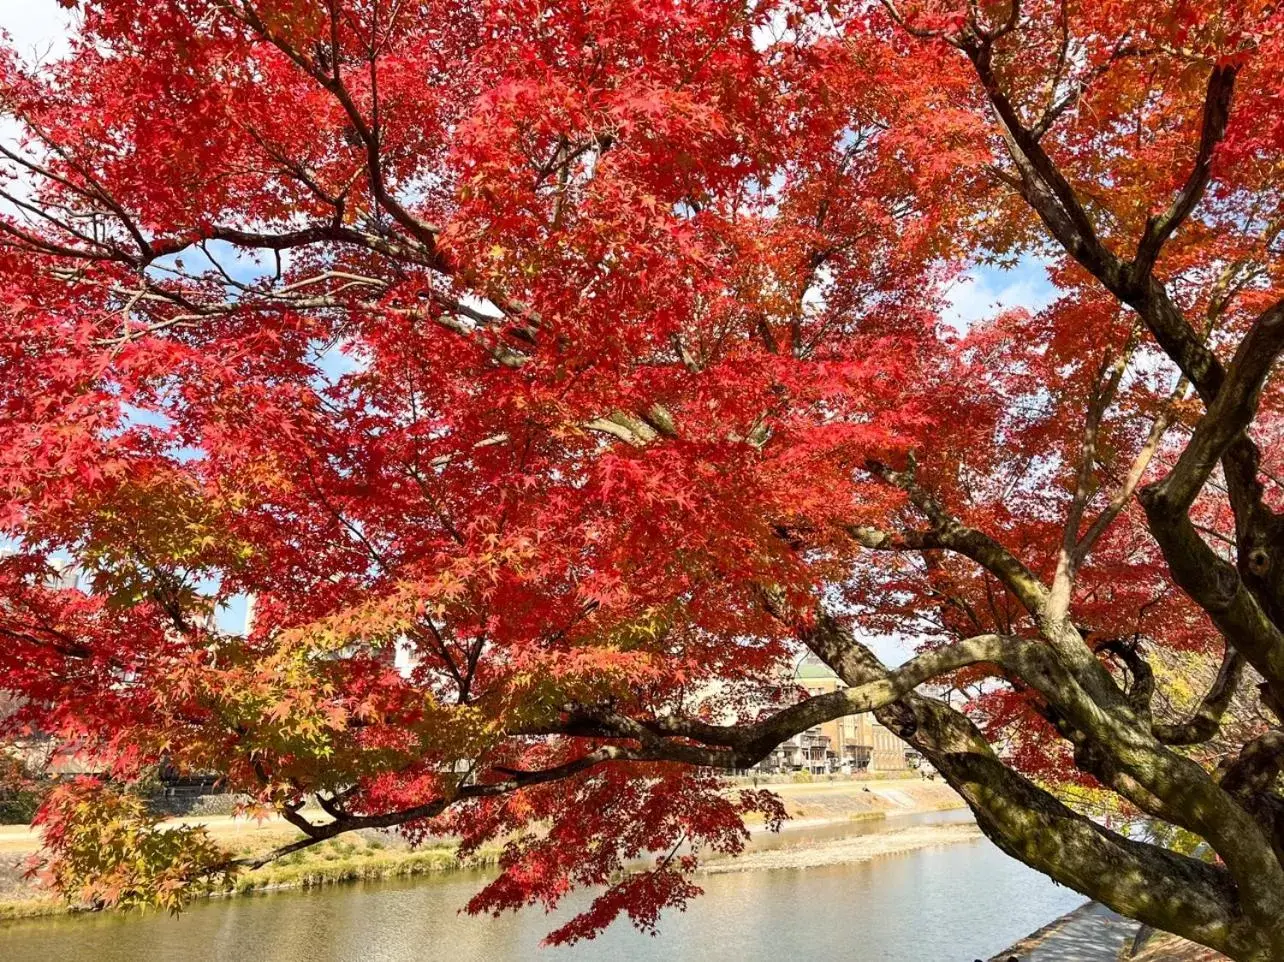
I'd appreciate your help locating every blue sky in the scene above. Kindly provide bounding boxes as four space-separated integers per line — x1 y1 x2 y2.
944 255 1057 333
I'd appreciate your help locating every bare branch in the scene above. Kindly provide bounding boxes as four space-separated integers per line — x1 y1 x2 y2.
1132 65 1239 280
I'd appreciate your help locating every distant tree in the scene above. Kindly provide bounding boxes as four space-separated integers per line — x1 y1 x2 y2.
0 753 41 825
2 2 1284 958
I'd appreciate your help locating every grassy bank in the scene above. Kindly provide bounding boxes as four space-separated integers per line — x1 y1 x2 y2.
0 833 502 923
0 778 965 924
222 835 503 897
0 898 65 922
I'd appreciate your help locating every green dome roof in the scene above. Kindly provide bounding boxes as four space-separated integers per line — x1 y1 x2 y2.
792 657 840 681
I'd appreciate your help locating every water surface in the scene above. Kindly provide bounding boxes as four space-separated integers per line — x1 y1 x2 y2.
0 811 1084 962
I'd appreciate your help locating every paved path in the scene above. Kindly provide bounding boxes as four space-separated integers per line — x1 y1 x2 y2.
992 901 1141 961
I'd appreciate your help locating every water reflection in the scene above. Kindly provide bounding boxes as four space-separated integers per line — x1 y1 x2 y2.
0 813 1084 962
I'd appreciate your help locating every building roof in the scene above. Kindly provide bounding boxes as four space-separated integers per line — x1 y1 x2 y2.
793 656 841 681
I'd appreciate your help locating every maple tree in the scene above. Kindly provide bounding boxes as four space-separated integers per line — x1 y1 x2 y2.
2 0 1284 957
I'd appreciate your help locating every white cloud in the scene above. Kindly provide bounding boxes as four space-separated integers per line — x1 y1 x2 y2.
943 255 1059 334
0 6 76 210
0 4 75 62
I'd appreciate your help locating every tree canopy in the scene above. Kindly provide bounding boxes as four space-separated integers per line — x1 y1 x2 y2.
2 1 1284 957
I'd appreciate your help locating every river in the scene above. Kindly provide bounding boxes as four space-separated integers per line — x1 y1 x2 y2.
0 811 1085 961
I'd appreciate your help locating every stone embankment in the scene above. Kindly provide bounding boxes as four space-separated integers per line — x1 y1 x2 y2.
991 902 1229 962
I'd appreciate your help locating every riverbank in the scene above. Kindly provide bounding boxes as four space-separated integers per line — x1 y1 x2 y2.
0 831 504 922
704 821 981 873
0 823 1088 962
0 778 965 923
1132 933 1228 961
743 776 964 824
993 902 1229 961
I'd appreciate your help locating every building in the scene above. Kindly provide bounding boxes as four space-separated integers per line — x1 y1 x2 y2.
757 655 911 774
762 728 832 775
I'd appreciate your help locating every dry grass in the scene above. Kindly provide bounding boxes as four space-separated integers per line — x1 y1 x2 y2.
0 832 501 921
222 835 501 896
0 779 965 922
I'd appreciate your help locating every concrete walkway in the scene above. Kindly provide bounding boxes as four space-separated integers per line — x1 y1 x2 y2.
991 902 1142 961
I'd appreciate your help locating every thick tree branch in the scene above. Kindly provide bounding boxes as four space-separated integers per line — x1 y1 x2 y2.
1222 731 1284 800
1132 65 1239 280
786 607 1270 957
535 632 1035 765
1155 647 1246 746
944 25 1284 736
858 459 1052 618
